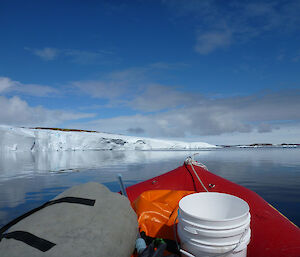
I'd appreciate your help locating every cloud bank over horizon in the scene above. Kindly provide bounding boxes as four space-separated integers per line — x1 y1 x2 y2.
1 73 300 144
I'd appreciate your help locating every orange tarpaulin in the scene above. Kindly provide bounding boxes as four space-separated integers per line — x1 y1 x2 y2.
132 190 194 240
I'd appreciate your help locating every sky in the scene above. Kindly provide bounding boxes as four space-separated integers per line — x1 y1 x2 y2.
1 0 300 145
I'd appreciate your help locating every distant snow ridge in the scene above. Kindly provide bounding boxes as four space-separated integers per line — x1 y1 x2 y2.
0 125 216 151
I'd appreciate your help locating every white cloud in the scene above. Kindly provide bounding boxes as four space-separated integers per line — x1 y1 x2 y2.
17 84 59 97
25 47 116 64
72 65 190 108
292 50 300 62
72 67 148 100
0 96 95 127
29 47 59 61
129 84 196 111
127 127 145 134
64 49 114 65
82 114 180 137
0 77 15 93
199 124 300 145
73 80 123 99
10 59 289 144
72 88 300 144
148 62 189 70
163 0 300 54
0 77 95 127
0 77 59 97
70 65 300 140
195 30 232 54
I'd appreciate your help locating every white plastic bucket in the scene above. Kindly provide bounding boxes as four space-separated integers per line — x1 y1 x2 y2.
178 192 251 257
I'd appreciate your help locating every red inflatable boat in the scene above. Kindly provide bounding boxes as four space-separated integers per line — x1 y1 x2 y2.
126 158 300 257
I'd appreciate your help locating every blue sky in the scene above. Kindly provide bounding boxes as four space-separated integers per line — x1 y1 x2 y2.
1 0 300 144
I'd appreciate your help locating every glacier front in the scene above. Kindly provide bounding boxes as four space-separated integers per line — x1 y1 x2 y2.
0 125 216 151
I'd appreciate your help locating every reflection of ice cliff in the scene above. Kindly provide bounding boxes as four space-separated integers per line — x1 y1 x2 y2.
0 150 211 179
0 125 216 151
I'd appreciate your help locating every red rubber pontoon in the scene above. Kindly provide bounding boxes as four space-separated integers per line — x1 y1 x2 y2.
126 160 300 257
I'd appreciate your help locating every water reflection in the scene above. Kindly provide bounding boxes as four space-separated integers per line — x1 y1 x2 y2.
2 148 299 180
0 150 215 181
0 148 300 227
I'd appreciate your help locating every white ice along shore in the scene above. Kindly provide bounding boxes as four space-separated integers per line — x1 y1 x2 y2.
0 125 216 151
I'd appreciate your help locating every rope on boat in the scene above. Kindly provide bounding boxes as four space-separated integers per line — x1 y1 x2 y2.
185 156 209 192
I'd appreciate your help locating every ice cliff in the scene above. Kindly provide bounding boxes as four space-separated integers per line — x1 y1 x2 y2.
0 125 216 151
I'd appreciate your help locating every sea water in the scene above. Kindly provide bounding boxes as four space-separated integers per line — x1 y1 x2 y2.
0 148 299 227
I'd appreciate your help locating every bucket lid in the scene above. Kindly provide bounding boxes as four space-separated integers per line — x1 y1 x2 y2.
179 192 250 222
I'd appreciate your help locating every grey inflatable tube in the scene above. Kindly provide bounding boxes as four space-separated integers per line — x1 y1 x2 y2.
0 182 138 257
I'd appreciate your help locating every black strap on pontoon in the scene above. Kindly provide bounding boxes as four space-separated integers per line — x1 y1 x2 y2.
2 231 56 252
0 196 96 252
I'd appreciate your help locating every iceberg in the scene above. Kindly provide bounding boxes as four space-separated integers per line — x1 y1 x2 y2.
0 125 216 151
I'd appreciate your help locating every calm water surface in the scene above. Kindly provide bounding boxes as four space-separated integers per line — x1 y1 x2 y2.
0 148 300 227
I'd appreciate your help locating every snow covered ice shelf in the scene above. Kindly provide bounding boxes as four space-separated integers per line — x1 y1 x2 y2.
0 125 216 152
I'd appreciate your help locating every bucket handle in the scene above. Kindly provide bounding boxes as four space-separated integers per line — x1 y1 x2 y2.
183 226 198 235
180 248 196 257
